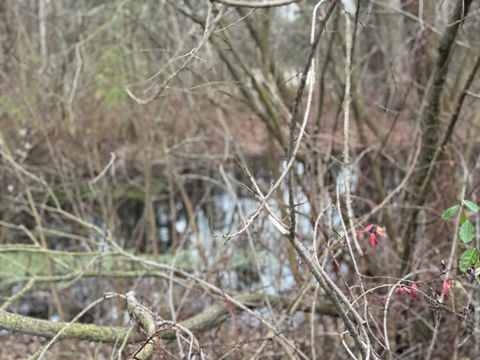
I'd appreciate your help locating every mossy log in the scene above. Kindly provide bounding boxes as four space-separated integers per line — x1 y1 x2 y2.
0 292 337 344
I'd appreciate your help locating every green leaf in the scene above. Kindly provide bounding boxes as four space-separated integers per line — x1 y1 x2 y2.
459 248 479 273
463 200 480 212
460 211 468 225
441 205 460 220
442 205 460 220
460 220 475 243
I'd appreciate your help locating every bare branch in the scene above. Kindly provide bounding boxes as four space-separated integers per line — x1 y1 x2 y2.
211 0 302 8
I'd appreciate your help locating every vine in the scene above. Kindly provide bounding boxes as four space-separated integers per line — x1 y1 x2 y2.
441 199 480 279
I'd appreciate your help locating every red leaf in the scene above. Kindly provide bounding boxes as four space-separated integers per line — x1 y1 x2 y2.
369 233 378 247
363 224 376 233
442 278 452 297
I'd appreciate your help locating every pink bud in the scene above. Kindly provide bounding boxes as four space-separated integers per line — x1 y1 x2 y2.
395 286 411 296
359 224 384 247
375 226 385 237
442 278 452 297
369 233 378 247
411 283 418 298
